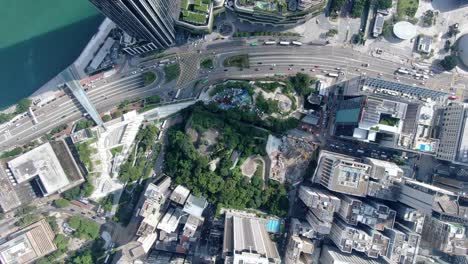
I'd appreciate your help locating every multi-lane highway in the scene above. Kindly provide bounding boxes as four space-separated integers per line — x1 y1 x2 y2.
1 41 466 150
0 68 165 149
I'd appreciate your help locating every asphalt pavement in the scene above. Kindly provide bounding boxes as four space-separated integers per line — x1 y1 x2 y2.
1 41 465 151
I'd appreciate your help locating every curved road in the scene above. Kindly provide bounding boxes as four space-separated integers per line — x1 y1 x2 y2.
0 41 465 150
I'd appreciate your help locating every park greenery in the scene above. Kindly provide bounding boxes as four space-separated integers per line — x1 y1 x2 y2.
75 119 95 131
422 10 435 27
223 54 250 68
164 104 290 216
42 124 68 141
255 81 283 93
396 0 418 20
100 195 114 212
377 0 392 9
1 147 23 159
63 181 95 200
379 115 399 127
0 98 32 124
15 205 36 217
69 215 100 241
53 198 70 208
440 55 458 71
102 115 112 122
76 140 97 172
143 71 157 85
16 98 32 113
200 57 214 69
69 239 107 264
329 0 346 14
326 29 338 37
350 0 367 18
118 124 159 183
146 95 161 104
289 72 316 96
110 146 123 157
46 216 59 233
16 214 40 227
164 63 180 83
256 94 279 114
209 81 254 96
382 20 393 38
118 99 137 110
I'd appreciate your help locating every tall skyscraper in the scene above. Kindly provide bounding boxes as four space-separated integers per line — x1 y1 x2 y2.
89 0 176 49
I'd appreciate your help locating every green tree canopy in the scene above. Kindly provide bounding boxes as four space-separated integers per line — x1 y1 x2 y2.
440 55 458 71
377 0 392 9
68 216 100 241
53 198 70 208
16 98 32 113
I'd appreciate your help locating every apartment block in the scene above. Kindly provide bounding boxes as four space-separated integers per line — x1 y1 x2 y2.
329 218 390 259
336 194 396 231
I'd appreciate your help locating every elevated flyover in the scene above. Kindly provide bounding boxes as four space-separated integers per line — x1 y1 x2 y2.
62 65 103 126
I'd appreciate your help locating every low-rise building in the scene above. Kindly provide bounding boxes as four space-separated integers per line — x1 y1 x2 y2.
157 207 184 234
373 13 385 38
417 36 433 54
0 141 84 212
136 177 172 237
0 219 57 264
170 185 190 206
183 194 208 220
222 210 281 264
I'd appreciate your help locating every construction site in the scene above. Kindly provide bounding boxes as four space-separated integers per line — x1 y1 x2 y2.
266 134 318 184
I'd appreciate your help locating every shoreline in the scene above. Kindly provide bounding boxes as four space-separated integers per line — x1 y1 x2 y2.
1 18 113 115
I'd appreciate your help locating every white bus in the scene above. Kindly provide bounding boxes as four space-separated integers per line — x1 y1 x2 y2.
279 41 290 46
291 41 303 46
397 68 409 75
161 120 168 129
174 89 181 99
264 41 276 45
328 73 339 77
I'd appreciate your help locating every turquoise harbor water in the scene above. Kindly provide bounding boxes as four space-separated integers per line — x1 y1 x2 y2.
0 0 103 109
